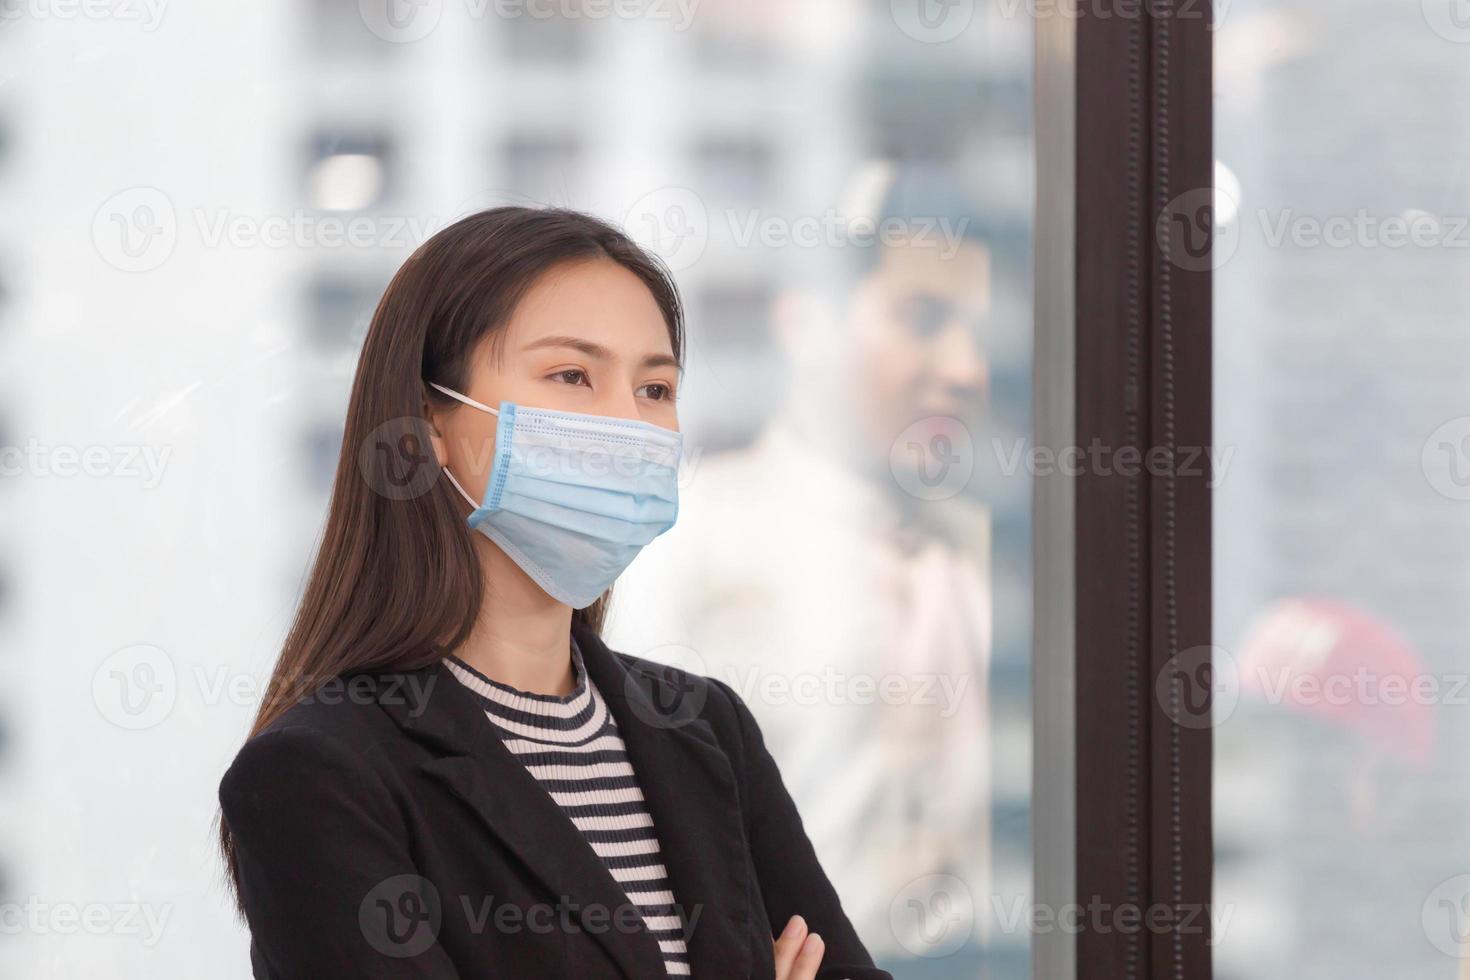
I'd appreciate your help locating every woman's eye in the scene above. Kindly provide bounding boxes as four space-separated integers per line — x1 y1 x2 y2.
639 383 676 402
551 369 589 386
896 295 952 338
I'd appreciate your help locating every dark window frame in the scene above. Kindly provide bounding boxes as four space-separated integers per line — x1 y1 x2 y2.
1034 1 1214 977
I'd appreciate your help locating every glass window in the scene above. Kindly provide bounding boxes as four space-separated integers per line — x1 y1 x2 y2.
1214 2 1470 976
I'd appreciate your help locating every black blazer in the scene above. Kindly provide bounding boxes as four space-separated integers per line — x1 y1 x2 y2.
219 620 891 979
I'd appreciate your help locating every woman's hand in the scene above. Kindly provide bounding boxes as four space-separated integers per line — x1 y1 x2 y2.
773 915 826 980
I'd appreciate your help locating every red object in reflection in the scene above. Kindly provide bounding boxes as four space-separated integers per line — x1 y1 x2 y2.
1235 596 1434 769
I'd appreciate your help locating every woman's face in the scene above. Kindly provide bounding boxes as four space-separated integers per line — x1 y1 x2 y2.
428 257 682 503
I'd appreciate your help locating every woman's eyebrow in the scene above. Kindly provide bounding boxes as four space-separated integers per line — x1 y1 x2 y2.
521 335 681 372
521 334 608 358
641 352 682 373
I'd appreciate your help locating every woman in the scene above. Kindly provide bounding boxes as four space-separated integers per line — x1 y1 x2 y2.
218 206 890 980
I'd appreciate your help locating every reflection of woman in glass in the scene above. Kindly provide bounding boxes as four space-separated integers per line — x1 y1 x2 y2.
612 168 1004 976
216 208 888 980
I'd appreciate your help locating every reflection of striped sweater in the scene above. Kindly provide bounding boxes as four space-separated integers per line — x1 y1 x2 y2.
443 638 691 977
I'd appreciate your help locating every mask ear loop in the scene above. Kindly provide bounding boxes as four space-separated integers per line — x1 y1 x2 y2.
426 381 498 508
440 466 481 510
427 381 499 416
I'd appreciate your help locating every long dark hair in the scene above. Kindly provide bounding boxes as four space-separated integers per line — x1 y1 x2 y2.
219 205 685 906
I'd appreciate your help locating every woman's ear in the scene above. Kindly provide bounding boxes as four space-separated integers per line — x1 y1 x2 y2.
422 396 451 469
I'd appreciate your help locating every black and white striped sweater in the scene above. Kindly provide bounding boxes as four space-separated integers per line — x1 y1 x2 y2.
444 638 692 977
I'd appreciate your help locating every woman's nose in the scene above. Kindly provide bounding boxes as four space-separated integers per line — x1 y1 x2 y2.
933 321 990 395
591 386 644 423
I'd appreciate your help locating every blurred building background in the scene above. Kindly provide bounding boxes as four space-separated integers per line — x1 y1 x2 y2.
0 1 1031 977
1214 0 1470 977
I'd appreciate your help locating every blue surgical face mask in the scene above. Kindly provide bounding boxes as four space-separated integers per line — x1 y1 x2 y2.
428 381 682 609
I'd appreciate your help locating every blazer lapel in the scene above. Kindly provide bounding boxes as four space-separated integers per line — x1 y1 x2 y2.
574 621 755 980
377 661 669 979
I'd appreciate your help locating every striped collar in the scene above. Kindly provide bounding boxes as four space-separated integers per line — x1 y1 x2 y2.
444 638 613 746
442 635 589 711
